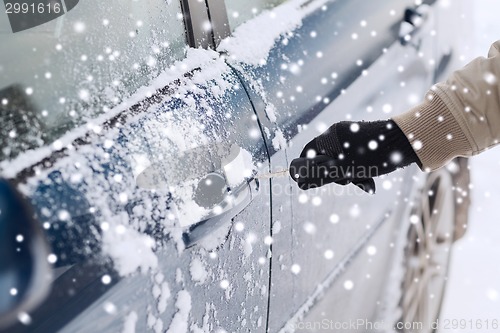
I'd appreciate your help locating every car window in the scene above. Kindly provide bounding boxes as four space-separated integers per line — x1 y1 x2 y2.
226 0 415 139
0 0 187 162
224 0 288 31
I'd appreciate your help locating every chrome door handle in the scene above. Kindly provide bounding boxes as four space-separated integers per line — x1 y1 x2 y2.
399 4 430 46
182 177 260 248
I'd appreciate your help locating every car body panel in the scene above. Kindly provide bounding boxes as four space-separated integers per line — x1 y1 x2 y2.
7 53 273 333
224 0 438 330
0 0 465 331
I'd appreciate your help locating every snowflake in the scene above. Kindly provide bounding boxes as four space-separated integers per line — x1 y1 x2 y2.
368 140 378 150
366 246 377 256
330 213 340 224
101 275 112 284
344 280 354 290
291 264 301 275
484 72 497 85
74 21 85 33
47 253 58 264
412 140 423 150
324 250 334 260
382 180 392 190
303 222 316 234
58 209 70 221
382 103 393 113
390 151 402 163
350 123 360 132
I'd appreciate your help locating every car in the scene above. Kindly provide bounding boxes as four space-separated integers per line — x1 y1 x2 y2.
0 0 470 332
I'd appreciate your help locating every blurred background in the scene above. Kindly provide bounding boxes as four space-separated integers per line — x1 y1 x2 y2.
439 1 500 331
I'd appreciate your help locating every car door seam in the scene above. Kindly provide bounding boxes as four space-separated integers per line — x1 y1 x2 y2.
277 210 392 332
224 62 275 332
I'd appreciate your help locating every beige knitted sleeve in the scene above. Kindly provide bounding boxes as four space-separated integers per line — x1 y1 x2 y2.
393 41 500 171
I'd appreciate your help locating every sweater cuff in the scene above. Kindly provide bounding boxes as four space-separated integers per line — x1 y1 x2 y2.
392 92 473 172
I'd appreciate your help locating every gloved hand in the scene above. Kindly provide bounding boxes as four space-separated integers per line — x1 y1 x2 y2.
289 120 421 193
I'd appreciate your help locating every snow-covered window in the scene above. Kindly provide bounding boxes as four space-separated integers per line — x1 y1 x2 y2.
0 0 187 161
224 0 288 31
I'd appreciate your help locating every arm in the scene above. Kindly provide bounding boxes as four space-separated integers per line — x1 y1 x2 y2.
394 40 500 171
290 41 500 190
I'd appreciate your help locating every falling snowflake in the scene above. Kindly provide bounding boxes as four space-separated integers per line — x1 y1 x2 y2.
413 140 423 150
368 140 378 150
329 214 340 224
344 280 354 290
350 123 360 132
74 21 86 33
101 275 112 284
382 180 392 190
291 264 301 275
303 222 316 234
484 72 497 85
324 250 334 260
47 254 58 264
366 246 377 256
220 280 230 289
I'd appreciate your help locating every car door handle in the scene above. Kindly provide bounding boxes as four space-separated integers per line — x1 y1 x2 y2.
182 176 260 248
399 4 430 46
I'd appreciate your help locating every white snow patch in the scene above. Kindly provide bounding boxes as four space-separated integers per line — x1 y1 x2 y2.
198 220 233 251
102 224 158 276
172 180 209 228
190 303 212 333
176 268 184 284
154 319 164 333
157 282 171 314
222 145 255 188
273 220 282 234
147 313 156 329
265 104 278 123
190 257 208 284
0 48 221 179
272 129 287 150
264 127 272 139
122 311 138 333
218 0 329 66
242 236 254 258
166 290 192 333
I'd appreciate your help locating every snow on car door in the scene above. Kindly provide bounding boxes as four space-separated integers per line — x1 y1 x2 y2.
9 51 273 333
220 0 436 330
59 53 272 333
1 2 272 332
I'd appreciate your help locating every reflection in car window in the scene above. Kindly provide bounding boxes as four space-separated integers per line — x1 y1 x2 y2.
224 0 288 31
0 0 187 162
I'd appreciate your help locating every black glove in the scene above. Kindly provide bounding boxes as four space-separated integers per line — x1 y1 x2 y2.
289 120 421 192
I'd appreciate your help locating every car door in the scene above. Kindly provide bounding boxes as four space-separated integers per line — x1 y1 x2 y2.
1 1 272 332
221 0 437 330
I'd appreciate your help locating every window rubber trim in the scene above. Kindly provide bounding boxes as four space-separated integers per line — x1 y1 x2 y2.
180 0 214 48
